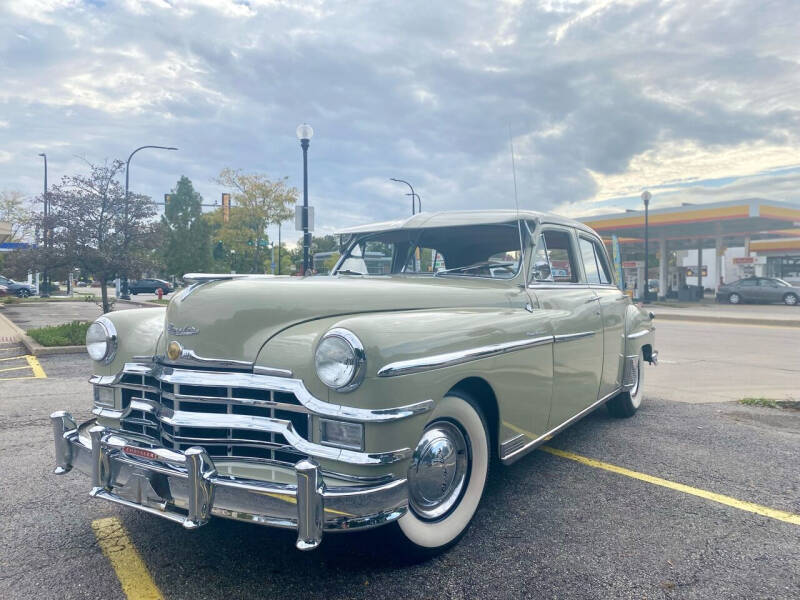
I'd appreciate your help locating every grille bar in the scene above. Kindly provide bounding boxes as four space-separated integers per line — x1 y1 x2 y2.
115 367 312 466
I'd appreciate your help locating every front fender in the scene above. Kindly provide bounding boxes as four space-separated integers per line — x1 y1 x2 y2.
255 307 555 470
91 308 166 377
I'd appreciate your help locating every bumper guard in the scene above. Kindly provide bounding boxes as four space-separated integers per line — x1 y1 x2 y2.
51 412 407 550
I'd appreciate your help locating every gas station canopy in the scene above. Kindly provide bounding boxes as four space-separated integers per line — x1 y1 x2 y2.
579 198 800 250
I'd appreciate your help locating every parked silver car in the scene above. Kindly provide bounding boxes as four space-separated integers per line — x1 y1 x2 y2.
716 277 800 306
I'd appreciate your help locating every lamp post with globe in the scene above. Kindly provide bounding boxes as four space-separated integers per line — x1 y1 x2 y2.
641 190 651 304
296 124 314 275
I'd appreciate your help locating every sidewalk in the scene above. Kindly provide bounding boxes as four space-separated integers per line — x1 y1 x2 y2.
650 302 800 327
0 309 21 343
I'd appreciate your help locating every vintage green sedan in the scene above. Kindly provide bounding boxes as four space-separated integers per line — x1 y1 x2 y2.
51 210 656 554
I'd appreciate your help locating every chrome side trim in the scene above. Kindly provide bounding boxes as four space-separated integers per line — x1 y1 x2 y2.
91 363 433 423
376 336 554 378
500 387 622 465
500 434 526 456
626 327 654 339
553 331 595 343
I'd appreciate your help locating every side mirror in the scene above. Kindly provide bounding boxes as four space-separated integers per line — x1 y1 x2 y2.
533 260 552 281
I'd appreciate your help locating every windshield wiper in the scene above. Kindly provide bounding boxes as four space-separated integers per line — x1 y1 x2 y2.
336 269 366 276
434 261 516 276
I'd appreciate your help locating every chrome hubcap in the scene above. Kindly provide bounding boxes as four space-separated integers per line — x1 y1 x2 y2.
407 421 469 521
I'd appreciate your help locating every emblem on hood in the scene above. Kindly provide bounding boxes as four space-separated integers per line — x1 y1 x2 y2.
167 323 199 336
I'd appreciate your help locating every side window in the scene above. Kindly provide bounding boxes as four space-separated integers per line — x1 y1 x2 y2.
578 236 613 285
531 229 579 283
593 241 613 284
578 238 601 284
739 279 757 287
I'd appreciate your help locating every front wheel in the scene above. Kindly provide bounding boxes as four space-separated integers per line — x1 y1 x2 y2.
16 289 30 298
728 292 741 304
607 352 644 418
784 293 798 306
393 394 489 557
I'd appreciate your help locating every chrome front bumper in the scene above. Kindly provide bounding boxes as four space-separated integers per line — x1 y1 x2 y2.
51 412 408 550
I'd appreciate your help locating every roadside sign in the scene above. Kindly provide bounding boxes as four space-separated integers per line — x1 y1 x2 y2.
622 261 643 268
733 257 755 264
295 206 315 232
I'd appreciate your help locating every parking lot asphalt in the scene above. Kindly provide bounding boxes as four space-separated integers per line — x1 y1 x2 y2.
0 321 798 600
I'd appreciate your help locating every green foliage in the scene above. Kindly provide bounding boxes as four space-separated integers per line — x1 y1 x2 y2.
206 169 298 273
28 320 89 346
161 176 211 278
739 397 800 410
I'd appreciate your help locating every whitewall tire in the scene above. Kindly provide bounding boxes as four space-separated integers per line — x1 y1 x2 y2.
395 394 489 554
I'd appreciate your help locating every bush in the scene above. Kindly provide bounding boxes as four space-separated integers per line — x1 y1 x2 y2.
27 320 90 347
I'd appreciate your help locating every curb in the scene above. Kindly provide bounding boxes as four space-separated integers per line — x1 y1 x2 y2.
0 311 85 356
653 312 800 328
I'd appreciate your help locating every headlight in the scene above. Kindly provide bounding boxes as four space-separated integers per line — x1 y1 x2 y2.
86 317 117 364
314 328 366 392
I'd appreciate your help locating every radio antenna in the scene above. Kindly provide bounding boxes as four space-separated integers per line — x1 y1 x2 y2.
509 126 528 288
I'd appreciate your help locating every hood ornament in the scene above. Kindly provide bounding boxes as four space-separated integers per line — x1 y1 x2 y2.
167 323 199 336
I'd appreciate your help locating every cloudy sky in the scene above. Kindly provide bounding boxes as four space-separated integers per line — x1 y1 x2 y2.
1 0 799 240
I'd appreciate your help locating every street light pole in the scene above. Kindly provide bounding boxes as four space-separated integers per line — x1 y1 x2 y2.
641 190 652 304
296 124 314 275
121 145 178 299
389 178 420 215
38 153 49 297
277 223 282 275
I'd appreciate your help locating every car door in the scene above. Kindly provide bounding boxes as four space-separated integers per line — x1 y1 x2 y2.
577 233 627 399
758 278 780 303
528 225 604 430
737 278 758 301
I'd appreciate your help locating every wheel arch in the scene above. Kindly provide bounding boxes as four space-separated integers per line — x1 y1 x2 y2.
446 376 499 460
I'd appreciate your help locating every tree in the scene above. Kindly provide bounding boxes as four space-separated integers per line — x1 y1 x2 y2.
21 160 158 313
210 168 298 273
161 176 211 278
0 190 34 242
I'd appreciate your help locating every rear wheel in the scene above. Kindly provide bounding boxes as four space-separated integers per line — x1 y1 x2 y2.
393 394 489 557
607 352 644 418
16 289 30 298
728 292 741 305
784 293 798 306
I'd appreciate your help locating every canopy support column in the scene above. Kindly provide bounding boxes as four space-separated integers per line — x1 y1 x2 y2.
658 237 667 301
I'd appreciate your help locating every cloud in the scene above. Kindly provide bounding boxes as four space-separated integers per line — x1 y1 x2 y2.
0 0 799 238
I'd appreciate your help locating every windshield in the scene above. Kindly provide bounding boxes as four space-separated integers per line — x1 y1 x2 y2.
335 223 524 279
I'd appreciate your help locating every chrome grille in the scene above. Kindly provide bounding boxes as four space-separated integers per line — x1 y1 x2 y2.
114 367 312 465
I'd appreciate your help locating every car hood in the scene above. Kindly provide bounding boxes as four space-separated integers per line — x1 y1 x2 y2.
162 275 520 364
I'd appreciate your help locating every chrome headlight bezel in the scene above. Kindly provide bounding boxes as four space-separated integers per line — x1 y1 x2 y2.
86 316 118 364
314 328 366 393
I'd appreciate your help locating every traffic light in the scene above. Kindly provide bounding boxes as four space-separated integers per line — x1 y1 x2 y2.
213 240 224 260
164 193 171 206
222 193 231 223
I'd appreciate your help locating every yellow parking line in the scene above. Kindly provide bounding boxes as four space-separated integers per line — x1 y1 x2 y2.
0 364 31 373
540 446 800 526
92 517 164 600
25 355 46 378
